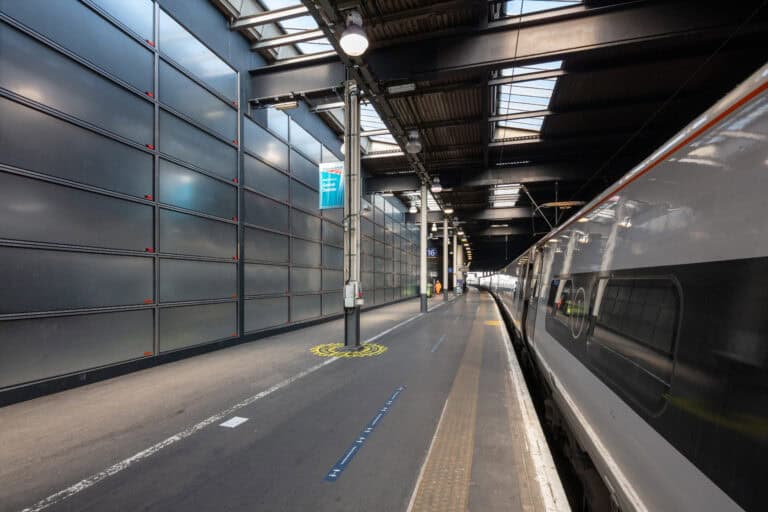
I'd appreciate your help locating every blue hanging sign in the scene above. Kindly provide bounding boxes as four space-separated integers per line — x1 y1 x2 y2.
319 161 345 210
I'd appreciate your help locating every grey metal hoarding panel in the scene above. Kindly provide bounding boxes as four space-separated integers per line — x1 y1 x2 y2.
322 269 343 291
0 172 153 251
159 258 236 303
243 154 288 202
243 227 289 263
322 292 343 316
291 179 319 215
244 296 288 332
323 245 343 270
362 254 374 272
375 289 385 305
291 238 321 267
362 272 374 290
244 263 288 296
243 117 288 170
290 267 321 293
361 217 374 237
375 241 385 258
375 273 386 288
0 22 153 144
291 294 320 322
322 220 343 246
291 209 321 241
289 120 321 163
159 60 236 140
159 302 236 352
159 209 236 259
375 224 385 242
0 0 154 93
0 247 152 314
159 110 237 179
89 0 154 40
361 237 373 256
0 309 153 389
244 191 289 232
159 159 236 219
374 207 384 226
0 96 152 198
322 207 343 224
158 9 237 100
289 150 318 189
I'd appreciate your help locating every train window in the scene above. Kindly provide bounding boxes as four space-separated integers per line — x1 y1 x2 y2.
588 277 680 413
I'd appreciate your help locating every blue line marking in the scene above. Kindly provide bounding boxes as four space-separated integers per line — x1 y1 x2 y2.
430 334 447 353
324 385 406 482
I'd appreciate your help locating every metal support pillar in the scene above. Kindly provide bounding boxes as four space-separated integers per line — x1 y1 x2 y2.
452 233 458 290
343 80 362 349
419 183 428 312
442 218 449 301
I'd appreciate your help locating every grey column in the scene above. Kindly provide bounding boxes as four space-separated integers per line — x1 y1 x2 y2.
442 217 448 301
343 80 362 349
419 183 428 312
452 233 458 290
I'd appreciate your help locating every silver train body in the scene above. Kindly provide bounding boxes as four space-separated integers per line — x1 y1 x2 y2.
483 62 768 512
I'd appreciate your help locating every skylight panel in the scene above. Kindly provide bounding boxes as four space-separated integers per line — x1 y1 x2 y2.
494 60 562 136
504 1 581 17
258 3 335 58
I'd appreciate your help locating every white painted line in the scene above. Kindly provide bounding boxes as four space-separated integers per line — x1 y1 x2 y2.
494 305 571 512
219 416 249 428
20 307 429 512
430 334 447 353
406 393 451 512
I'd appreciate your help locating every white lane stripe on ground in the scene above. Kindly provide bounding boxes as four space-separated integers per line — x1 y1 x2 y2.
430 334 447 353
19 309 426 512
219 416 249 428
494 305 571 512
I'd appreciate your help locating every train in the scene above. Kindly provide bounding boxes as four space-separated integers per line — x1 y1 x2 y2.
481 62 768 512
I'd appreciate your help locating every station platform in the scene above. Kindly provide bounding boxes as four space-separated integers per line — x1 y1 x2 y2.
0 290 567 512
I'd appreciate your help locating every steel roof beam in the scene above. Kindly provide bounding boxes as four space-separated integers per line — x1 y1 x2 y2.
251 29 325 50
365 2 767 82
458 163 595 186
232 5 309 29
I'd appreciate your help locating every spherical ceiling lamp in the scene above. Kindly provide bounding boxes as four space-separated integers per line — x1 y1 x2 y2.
340 11 369 57
430 176 442 193
408 205 418 214
405 130 422 154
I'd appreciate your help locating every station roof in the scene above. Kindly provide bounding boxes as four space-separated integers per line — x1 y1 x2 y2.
217 0 768 268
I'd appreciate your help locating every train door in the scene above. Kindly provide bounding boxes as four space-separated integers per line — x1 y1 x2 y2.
524 247 543 345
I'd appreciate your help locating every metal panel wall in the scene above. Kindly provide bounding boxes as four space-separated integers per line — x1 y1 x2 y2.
159 210 236 259
0 96 153 197
159 259 236 302
245 297 288 332
159 302 236 352
0 309 154 388
0 0 418 391
0 22 153 144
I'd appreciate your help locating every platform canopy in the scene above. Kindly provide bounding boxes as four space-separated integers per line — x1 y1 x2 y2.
215 0 768 268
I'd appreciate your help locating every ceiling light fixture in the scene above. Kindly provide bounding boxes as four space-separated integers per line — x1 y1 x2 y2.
405 130 422 154
273 100 299 110
408 205 418 214
387 82 416 94
339 10 369 57
431 223 438 232
381 191 394 197
444 207 454 215
430 176 442 193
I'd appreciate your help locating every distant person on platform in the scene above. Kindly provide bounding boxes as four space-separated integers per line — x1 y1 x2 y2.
435 280 442 295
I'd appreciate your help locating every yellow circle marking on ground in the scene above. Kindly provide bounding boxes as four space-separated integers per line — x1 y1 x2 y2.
310 342 388 358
